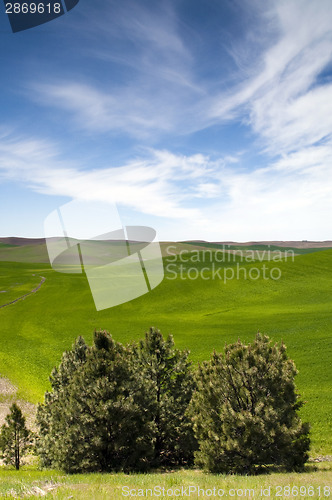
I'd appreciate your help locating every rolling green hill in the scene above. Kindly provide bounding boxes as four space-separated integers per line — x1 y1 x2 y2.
0 244 331 455
0 243 49 263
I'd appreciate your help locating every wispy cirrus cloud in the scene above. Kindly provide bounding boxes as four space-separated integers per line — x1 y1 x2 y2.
32 81 198 138
210 0 332 154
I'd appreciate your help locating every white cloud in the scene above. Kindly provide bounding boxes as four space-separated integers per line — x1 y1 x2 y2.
1 131 332 240
0 133 210 222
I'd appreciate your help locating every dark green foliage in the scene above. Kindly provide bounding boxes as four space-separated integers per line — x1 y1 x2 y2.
36 328 197 472
0 403 33 470
36 336 88 469
134 327 197 466
56 333 156 473
36 331 155 473
190 333 310 474
37 329 309 474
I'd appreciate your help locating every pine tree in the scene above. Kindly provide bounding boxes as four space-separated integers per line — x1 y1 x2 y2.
0 403 33 470
134 327 197 466
60 330 156 472
190 333 310 474
36 335 88 468
36 331 156 473
36 328 198 472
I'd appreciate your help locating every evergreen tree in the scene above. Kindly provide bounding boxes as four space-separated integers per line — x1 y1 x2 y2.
36 336 88 468
0 403 33 470
190 333 310 474
36 331 156 473
36 328 198 472
134 327 197 466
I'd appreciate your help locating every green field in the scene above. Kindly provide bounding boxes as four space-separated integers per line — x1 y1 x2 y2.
0 269 44 308
0 242 49 264
0 242 331 457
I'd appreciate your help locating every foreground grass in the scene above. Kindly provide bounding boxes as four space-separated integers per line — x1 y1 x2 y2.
0 463 331 499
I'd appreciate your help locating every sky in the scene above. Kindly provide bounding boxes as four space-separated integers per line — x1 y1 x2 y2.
1 0 332 241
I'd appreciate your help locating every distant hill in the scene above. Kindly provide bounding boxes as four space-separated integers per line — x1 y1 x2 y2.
183 240 332 249
0 238 50 263
0 237 332 263
0 237 46 246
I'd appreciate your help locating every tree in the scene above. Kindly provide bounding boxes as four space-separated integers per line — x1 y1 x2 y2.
0 403 33 470
36 335 88 468
134 327 197 466
190 333 310 474
36 331 156 473
36 328 197 472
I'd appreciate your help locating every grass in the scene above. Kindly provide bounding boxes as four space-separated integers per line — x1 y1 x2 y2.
0 247 331 455
0 463 331 499
0 243 49 263
0 263 43 307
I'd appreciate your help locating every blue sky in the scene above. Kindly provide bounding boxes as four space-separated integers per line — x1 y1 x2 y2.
1 0 332 241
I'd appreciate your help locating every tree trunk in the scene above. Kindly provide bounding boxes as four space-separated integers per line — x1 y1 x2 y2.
154 373 162 462
15 429 20 470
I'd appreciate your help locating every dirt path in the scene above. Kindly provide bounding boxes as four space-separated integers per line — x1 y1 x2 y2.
0 276 46 310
